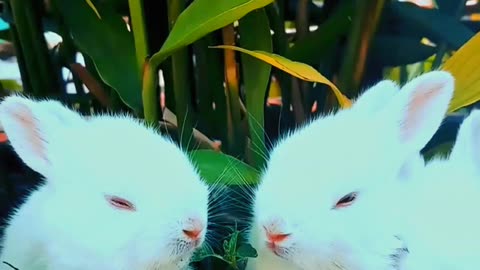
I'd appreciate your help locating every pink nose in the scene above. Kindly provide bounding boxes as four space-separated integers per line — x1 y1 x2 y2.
263 226 290 244
183 217 205 241
266 232 291 244
183 228 203 240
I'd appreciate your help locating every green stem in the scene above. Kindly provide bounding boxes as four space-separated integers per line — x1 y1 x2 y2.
222 24 243 158
9 0 44 96
142 60 159 124
167 0 193 150
128 0 149 79
8 24 32 93
338 0 385 96
10 0 61 98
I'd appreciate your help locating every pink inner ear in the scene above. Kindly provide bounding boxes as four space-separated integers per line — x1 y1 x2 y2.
401 83 442 142
12 108 48 163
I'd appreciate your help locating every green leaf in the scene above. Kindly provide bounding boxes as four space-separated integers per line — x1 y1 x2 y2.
236 243 258 259
150 0 274 66
190 244 216 263
388 2 474 50
238 8 272 169
286 0 354 66
368 36 436 67
56 1 142 115
189 150 261 186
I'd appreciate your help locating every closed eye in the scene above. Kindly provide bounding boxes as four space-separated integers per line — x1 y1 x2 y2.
334 192 357 209
105 195 136 211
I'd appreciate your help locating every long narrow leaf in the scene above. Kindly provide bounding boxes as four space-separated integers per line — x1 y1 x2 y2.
211 45 352 108
238 9 272 169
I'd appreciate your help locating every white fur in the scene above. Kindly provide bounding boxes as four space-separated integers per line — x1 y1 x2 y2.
247 71 455 270
399 109 480 270
0 96 209 270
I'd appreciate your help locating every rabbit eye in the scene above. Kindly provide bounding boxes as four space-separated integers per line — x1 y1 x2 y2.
335 192 357 209
105 195 136 211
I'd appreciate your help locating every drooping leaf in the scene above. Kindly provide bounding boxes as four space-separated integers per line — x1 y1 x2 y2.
211 45 352 108
57 0 142 114
442 32 480 112
189 150 261 186
238 8 272 169
150 0 274 66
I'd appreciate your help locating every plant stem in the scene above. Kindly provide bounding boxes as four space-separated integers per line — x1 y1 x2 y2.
9 0 45 97
222 24 243 158
338 0 385 96
295 0 309 40
128 0 149 79
167 0 193 150
8 24 32 93
266 3 292 122
142 59 159 124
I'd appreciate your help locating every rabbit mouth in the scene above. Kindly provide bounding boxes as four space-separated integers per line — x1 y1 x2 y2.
266 242 291 259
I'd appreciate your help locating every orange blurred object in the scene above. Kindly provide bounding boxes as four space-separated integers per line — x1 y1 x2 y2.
0 133 8 143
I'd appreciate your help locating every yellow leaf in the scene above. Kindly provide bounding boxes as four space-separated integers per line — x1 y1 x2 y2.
442 32 480 112
210 45 352 108
85 0 101 19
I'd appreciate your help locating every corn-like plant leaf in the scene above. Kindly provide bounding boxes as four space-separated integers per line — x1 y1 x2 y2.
211 45 352 108
189 150 260 186
57 1 143 115
442 32 480 112
238 8 272 169
150 0 274 65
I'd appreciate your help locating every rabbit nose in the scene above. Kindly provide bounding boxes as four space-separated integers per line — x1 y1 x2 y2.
266 232 291 244
183 228 203 240
263 226 290 244
183 217 205 241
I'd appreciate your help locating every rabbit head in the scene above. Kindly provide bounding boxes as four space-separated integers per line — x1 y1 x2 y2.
249 71 455 270
0 96 209 269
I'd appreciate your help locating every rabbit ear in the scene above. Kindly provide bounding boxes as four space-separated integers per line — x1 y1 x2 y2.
380 71 455 156
449 110 480 169
351 80 399 114
0 95 84 176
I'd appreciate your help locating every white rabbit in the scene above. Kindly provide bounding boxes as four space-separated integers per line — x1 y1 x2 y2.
0 96 209 270
246 71 455 270
399 109 480 270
